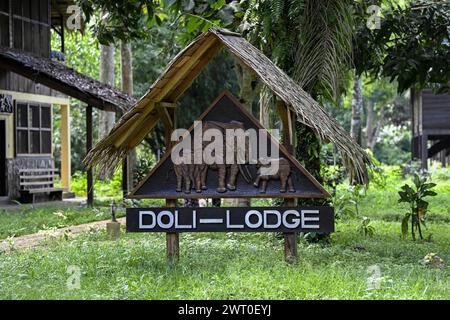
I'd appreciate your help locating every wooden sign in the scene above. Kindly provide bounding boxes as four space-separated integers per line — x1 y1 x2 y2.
129 91 330 199
127 91 334 264
127 206 334 233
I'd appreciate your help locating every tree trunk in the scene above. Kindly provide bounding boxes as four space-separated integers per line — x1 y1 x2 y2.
98 43 115 179
99 43 115 139
351 75 363 145
120 41 135 190
366 102 384 151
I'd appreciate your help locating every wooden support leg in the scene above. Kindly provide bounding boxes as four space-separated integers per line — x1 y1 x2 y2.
284 232 298 264
421 134 428 170
283 198 297 264
166 232 179 264
60 104 71 194
86 105 94 207
122 157 128 199
166 199 179 263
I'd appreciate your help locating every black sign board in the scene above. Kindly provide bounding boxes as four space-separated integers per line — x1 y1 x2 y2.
127 206 334 233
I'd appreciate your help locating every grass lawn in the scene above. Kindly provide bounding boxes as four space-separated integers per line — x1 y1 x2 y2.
0 218 448 299
0 165 448 299
0 204 125 239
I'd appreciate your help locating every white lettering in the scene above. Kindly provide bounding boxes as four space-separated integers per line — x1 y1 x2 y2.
245 210 263 229
282 210 300 228
157 210 174 229
139 211 156 229
226 210 244 229
175 210 192 229
301 210 320 229
263 210 281 228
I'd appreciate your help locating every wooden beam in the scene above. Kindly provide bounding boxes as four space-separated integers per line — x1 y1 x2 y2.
277 99 293 153
421 134 428 170
428 138 450 158
278 100 298 263
152 37 218 102
122 157 128 198
157 106 173 131
165 105 178 263
125 112 161 149
156 101 177 108
60 104 71 193
111 112 142 148
0 90 70 105
168 42 222 101
86 105 94 206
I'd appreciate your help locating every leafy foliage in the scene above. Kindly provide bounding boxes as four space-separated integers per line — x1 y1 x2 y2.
398 172 438 240
357 216 375 237
76 0 243 44
354 1 450 94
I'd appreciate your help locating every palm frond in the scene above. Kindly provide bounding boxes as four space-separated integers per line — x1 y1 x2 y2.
293 0 354 100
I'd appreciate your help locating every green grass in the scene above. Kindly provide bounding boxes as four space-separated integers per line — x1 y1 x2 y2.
0 165 448 299
0 204 125 239
0 219 448 299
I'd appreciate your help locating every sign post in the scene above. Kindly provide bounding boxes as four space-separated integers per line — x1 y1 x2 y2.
283 199 297 263
166 199 179 263
126 92 333 264
278 100 298 263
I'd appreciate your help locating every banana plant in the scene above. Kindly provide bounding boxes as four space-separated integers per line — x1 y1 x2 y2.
398 173 437 240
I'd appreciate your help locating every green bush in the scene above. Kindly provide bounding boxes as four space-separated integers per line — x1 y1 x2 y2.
71 169 123 198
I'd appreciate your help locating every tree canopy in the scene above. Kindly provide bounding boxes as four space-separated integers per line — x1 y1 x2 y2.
354 1 450 94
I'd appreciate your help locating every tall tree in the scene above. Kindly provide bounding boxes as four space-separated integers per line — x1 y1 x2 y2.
99 43 115 141
351 75 363 145
121 41 135 190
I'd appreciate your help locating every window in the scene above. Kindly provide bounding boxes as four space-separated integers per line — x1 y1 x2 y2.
15 102 52 155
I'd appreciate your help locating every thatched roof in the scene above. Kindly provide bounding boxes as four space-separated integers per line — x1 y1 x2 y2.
0 46 135 112
84 28 370 184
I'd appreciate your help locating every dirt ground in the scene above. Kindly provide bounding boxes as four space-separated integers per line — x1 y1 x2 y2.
0 217 126 252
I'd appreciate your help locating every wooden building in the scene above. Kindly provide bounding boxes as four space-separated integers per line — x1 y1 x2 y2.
0 0 135 202
411 88 450 169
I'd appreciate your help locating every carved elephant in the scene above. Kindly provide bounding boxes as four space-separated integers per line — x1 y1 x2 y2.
192 163 208 193
173 163 193 193
202 121 252 193
173 163 208 194
253 157 295 193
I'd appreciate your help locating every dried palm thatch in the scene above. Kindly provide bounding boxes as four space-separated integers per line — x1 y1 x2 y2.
84 27 370 184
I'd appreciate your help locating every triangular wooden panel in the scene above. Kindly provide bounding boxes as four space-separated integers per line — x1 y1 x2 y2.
130 91 330 199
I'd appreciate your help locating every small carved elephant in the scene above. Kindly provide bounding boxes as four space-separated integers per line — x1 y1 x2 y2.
253 157 295 193
173 163 208 193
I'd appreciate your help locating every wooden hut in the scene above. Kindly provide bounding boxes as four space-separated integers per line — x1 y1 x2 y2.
0 0 135 203
84 28 371 185
411 88 450 168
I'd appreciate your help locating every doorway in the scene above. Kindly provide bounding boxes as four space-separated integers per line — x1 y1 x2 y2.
0 120 6 196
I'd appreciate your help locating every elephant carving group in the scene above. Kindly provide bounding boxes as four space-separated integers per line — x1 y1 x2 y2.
171 121 295 194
